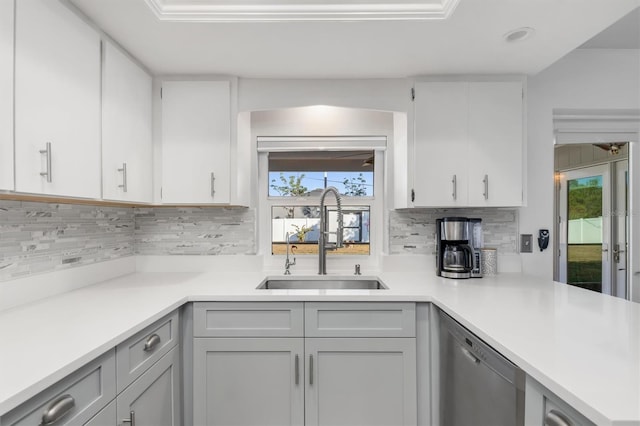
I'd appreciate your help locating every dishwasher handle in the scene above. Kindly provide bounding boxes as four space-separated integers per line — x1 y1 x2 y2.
460 346 480 364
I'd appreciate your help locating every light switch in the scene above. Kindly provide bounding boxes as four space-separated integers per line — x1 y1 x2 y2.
520 234 533 253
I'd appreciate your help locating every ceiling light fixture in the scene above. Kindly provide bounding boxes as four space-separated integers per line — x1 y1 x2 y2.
503 27 535 43
144 0 461 22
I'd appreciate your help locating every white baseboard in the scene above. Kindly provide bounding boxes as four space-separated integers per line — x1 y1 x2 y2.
0 257 136 312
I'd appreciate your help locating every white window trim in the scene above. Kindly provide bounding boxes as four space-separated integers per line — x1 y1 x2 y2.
258 143 385 274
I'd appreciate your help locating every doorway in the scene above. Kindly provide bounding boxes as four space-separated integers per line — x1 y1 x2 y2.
554 143 629 298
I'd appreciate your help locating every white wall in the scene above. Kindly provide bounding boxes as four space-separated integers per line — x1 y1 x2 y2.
238 79 411 210
239 79 411 113
523 49 640 288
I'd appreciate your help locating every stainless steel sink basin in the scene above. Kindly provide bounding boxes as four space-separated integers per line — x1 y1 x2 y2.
257 277 387 290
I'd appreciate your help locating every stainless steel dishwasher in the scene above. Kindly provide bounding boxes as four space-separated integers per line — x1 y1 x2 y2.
438 309 525 426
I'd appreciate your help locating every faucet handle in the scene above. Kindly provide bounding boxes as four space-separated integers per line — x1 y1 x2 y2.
355 264 361 275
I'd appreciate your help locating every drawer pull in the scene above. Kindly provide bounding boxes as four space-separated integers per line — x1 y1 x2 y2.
143 334 161 352
545 409 573 426
40 394 75 425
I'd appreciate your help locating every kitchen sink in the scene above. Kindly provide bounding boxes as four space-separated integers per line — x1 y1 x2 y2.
257 276 387 290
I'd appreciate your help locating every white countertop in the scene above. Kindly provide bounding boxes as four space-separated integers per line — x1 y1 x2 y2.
0 270 638 425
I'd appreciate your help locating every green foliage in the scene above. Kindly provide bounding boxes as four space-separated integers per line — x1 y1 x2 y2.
270 173 308 197
568 185 602 220
291 224 313 242
342 173 368 196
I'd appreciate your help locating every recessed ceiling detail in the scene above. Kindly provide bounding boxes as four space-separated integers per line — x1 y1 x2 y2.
143 0 461 22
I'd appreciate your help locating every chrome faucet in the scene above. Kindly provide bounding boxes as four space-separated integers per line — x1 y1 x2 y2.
318 186 343 275
284 232 296 275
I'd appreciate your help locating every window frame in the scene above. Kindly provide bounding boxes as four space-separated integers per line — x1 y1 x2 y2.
257 140 385 271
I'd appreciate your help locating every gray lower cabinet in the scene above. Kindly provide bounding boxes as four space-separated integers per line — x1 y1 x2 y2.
85 400 116 426
193 338 305 426
525 376 596 426
0 350 116 426
192 302 418 426
305 337 417 426
116 346 182 426
1 310 182 426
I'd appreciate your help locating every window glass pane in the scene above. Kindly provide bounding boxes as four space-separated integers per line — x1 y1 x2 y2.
271 206 370 255
567 175 603 292
268 151 373 197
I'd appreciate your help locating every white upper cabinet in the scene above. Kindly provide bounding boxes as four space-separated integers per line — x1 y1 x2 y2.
14 0 101 199
413 80 524 207
102 41 153 203
466 82 523 206
413 82 469 207
0 0 13 191
160 80 232 204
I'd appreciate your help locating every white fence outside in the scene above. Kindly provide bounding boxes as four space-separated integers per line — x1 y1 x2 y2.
568 217 602 244
272 213 369 243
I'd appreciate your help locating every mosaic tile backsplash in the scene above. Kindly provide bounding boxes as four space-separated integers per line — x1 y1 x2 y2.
389 208 518 255
134 207 256 255
0 201 257 282
1 199 514 282
0 200 134 281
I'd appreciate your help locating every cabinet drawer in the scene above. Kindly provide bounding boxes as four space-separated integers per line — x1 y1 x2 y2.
544 394 596 426
305 302 416 337
116 311 179 393
193 302 304 337
0 350 116 426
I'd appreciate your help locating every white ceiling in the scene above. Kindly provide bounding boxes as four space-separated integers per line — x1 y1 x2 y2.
67 0 640 78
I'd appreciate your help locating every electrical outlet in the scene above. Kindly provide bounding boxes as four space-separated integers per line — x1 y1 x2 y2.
520 234 533 253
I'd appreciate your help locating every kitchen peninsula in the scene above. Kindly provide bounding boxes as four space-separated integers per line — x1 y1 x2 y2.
0 267 638 425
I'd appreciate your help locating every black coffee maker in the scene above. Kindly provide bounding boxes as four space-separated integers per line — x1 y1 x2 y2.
436 217 473 279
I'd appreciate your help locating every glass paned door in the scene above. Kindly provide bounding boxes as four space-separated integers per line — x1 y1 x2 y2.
558 165 611 293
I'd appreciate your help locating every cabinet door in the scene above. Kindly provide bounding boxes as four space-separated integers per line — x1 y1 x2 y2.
305 338 417 426
467 81 523 206
84 400 116 426
0 0 13 191
193 337 304 426
14 0 101 198
161 81 231 204
116 346 181 426
102 41 152 203
413 82 469 207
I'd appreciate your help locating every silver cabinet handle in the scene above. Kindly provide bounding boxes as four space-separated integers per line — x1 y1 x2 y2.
295 354 299 385
452 175 457 200
544 409 573 426
309 354 313 385
122 410 136 426
483 174 489 200
118 163 128 193
210 172 216 198
143 334 161 352
39 142 52 183
40 394 75 425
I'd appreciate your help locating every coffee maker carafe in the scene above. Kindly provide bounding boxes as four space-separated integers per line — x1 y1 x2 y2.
436 217 473 279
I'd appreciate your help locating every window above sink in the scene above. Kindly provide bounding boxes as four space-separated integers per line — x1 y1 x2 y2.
257 134 386 261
